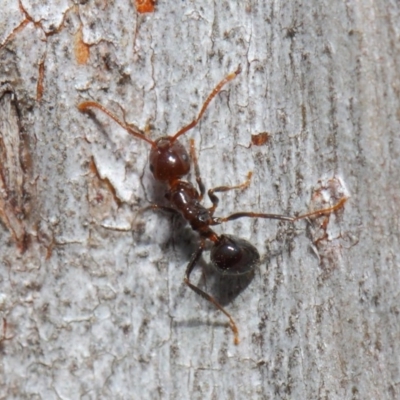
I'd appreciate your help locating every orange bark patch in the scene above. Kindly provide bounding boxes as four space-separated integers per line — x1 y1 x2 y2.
36 58 45 102
136 0 155 13
0 0 75 101
251 132 270 146
74 26 90 65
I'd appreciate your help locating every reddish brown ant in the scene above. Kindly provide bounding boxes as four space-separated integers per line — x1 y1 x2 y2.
78 67 347 345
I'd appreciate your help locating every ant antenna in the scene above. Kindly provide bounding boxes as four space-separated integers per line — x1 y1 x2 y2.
78 101 155 146
172 66 242 142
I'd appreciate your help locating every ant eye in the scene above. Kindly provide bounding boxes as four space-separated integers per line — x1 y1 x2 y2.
149 163 154 173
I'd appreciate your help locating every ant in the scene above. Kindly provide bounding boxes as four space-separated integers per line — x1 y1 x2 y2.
78 67 347 345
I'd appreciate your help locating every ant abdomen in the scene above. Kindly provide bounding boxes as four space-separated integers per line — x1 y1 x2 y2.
210 234 260 276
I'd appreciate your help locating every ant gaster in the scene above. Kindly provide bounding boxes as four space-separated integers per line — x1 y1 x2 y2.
78 67 347 345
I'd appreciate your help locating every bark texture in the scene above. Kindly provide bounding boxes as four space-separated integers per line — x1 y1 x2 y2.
0 0 399 399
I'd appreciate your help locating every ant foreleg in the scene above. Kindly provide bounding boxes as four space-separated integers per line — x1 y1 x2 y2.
139 204 178 214
184 239 240 345
189 139 205 199
208 172 252 216
133 204 179 225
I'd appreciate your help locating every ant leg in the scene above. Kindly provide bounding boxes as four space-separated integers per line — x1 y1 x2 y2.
189 139 205 199
212 197 348 225
208 172 252 216
292 197 348 220
172 66 242 141
133 203 178 224
184 239 240 345
139 204 177 214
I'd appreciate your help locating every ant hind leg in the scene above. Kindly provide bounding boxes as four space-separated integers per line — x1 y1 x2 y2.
184 239 240 345
212 197 348 225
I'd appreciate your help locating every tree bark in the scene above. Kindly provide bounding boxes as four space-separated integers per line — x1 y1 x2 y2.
0 0 399 398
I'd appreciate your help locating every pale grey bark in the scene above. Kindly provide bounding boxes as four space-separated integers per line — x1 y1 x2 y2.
0 0 399 399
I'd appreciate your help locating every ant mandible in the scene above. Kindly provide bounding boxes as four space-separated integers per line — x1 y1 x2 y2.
78 67 347 345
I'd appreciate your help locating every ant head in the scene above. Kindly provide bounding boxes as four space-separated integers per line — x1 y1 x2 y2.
149 137 191 181
210 234 260 275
